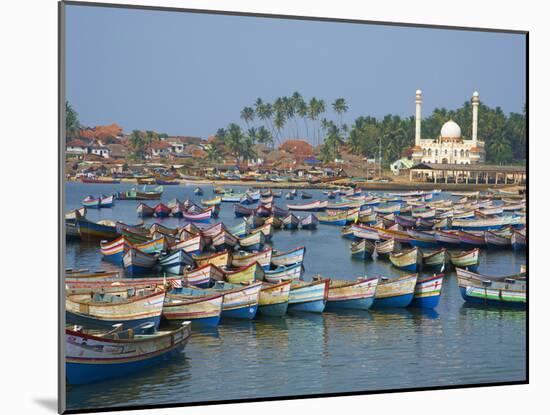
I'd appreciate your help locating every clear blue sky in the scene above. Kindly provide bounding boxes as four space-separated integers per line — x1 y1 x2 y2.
66 4 526 138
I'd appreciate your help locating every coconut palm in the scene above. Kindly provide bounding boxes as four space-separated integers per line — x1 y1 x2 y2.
205 142 223 163
296 97 309 140
332 98 349 129
273 111 286 145
257 126 273 147
65 101 81 139
240 107 255 128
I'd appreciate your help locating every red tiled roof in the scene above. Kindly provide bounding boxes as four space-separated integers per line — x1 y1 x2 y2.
149 141 172 150
67 139 88 147
470 146 484 153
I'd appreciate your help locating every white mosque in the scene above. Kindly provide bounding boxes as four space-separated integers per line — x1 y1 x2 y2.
410 90 485 164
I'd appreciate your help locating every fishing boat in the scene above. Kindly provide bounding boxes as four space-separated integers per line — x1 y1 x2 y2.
375 203 401 214
238 231 266 251
82 195 101 209
182 208 212 223
234 204 254 217
158 249 195 275
80 176 121 184
301 191 313 199
285 192 295 200
452 216 517 231
485 230 512 248
122 248 157 275
228 221 249 238
255 204 272 218
212 230 239 252
288 279 329 313
511 229 526 250
202 196 222 206
317 211 348 226
372 273 418 308
264 215 283 229
149 222 178 236
65 321 191 385
193 250 232 268
100 236 131 265
394 215 417 228
137 203 155 218
163 293 222 326
170 200 185 217
66 287 166 329
389 247 422 272
286 200 328 212
258 280 291 316
221 192 246 203
174 281 262 319
350 224 381 241
299 214 319 230
377 227 411 244
136 186 163 200
434 230 461 246
271 246 306 267
282 213 300 230
182 263 224 288
325 277 379 310
194 187 204 195
99 195 114 208
350 239 375 260
75 216 119 241
456 230 486 247
374 238 399 257
223 261 264 284
422 248 448 270
135 236 168 254
153 203 171 218
264 263 303 284
250 222 274 241
65 269 120 280
410 274 444 308
171 234 205 255
449 248 480 272
232 248 273 270
407 230 439 248
411 208 436 219
456 268 526 308
245 214 265 229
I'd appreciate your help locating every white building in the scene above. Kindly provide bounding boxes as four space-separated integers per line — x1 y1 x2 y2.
410 90 485 164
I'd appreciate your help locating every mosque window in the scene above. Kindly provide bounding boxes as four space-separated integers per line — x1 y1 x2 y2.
460 149 464 157
435 149 438 156
454 150 458 157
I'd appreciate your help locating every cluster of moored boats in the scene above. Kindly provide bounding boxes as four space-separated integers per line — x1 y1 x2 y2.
64 186 527 386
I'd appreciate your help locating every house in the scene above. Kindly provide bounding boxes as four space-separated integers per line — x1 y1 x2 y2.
66 139 89 155
106 144 128 160
89 145 110 159
390 157 415 175
148 141 172 158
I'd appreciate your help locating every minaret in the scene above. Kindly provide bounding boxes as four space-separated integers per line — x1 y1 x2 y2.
471 91 480 146
415 89 422 146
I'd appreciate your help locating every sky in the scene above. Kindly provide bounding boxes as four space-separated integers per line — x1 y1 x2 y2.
65 4 526 138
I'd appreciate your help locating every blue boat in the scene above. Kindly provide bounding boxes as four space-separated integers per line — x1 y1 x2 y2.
159 249 195 275
173 282 262 320
325 277 378 311
65 322 191 385
371 274 418 309
122 248 157 275
287 279 328 313
407 230 439 249
409 274 443 308
389 247 422 272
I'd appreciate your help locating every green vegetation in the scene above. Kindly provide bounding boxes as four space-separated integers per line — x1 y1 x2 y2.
65 101 81 139
222 94 525 165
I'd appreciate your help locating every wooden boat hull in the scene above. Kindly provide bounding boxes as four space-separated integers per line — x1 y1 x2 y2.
450 249 480 272
224 262 264 284
123 249 157 275
389 248 421 272
258 281 291 317
66 290 165 330
159 250 195 275
163 294 223 326
76 218 119 241
372 274 417 308
271 246 306 267
325 278 378 311
459 286 526 308
232 248 272 270
264 263 303 284
288 280 328 313
65 322 190 385
193 250 232 268
410 274 443 308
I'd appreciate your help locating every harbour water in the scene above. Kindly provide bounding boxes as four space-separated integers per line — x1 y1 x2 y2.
65 182 527 411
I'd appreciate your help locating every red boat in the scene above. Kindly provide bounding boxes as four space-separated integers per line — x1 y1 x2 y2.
154 203 172 217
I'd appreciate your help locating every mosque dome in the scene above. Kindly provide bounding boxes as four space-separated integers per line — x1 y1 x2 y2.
440 119 461 138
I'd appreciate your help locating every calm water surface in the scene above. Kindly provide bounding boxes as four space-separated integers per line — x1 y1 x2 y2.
64 182 526 410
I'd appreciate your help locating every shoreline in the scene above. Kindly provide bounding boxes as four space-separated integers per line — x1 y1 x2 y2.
67 177 526 192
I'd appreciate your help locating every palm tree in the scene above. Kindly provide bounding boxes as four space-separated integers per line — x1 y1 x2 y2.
240 107 255 128
332 98 349 129
296 98 309 140
273 111 286 145
291 92 303 138
256 126 273 147
247 127 257 144
308 98 319 146
129 130 146 160
226 123 245 163
205 142 222 163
